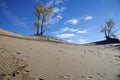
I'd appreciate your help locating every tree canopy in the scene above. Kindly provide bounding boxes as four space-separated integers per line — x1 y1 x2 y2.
101 18 117 40
34 3 53 35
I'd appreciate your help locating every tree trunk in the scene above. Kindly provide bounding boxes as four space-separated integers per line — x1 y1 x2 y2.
36 26 39 35
105 36 109 40
36 16 40 35
40 17 44 36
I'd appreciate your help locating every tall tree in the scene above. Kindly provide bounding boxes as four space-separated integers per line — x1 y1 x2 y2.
34 3 53 35
101 18 117 40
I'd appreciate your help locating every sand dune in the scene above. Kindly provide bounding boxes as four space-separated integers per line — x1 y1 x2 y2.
0 28 120 80
0 28 67 44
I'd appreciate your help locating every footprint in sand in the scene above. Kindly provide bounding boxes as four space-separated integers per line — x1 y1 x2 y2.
81 76 93 80
58 50 62 52
117 74 120 78
39 78 44 80
16 52 21 54
58 74 71 80
0 74 6 80
97 73 106 77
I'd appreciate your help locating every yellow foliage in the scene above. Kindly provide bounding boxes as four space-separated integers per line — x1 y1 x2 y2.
34 21 41 27
107 19 115 27
34 3 53 35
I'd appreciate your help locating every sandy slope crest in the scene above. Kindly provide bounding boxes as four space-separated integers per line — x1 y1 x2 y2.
0 28 120 80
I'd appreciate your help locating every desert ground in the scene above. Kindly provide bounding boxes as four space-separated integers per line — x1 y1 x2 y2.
0 28 120 80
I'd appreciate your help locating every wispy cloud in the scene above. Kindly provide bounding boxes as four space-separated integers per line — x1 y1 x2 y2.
56 15 63 19
76 29 88 34
55 0 63 4
54 26 88 44
0 0 29 27
78 38 89 44
60 27 78 33
60 7 66 12
66 39 73 43
64 18 79 25
57 33 75 38
53 7 66 14
64 16 93 25
83 16 93 20
47 0 66 24
58 27 88 34
0 0 8 8
53 7 60 13
49 15 63 24
66 38 89 44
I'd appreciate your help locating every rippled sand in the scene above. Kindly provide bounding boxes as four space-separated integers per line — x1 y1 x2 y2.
0 28 120 80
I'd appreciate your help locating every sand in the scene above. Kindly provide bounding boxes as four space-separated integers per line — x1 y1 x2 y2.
0 28 120 80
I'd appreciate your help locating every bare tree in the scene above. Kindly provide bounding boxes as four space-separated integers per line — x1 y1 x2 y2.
101 18 117 40
34 3 53 35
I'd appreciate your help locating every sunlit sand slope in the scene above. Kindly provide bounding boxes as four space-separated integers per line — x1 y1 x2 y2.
0 28 120 80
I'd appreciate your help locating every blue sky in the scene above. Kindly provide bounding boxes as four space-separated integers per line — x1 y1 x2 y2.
0 0 120 44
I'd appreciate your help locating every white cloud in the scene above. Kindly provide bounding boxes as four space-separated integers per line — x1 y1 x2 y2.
60 27 69 32
66 40 74 43
60 7 66 12
47 0 66 24
53 7 60 13
51 7 65 24
83 16 93 20
60 27 78 33
57 33 75 38
78 39 89 44
53 7 66 14
49 15 63 24
65 18 79 25
56 15 63 19
46 0 54 7
69 28 78 32
54 27 88 43
77 29 88 34
55 0 63 4
54 26 89 44
64 16 93 25
67 38 89 44
59 27 87 34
